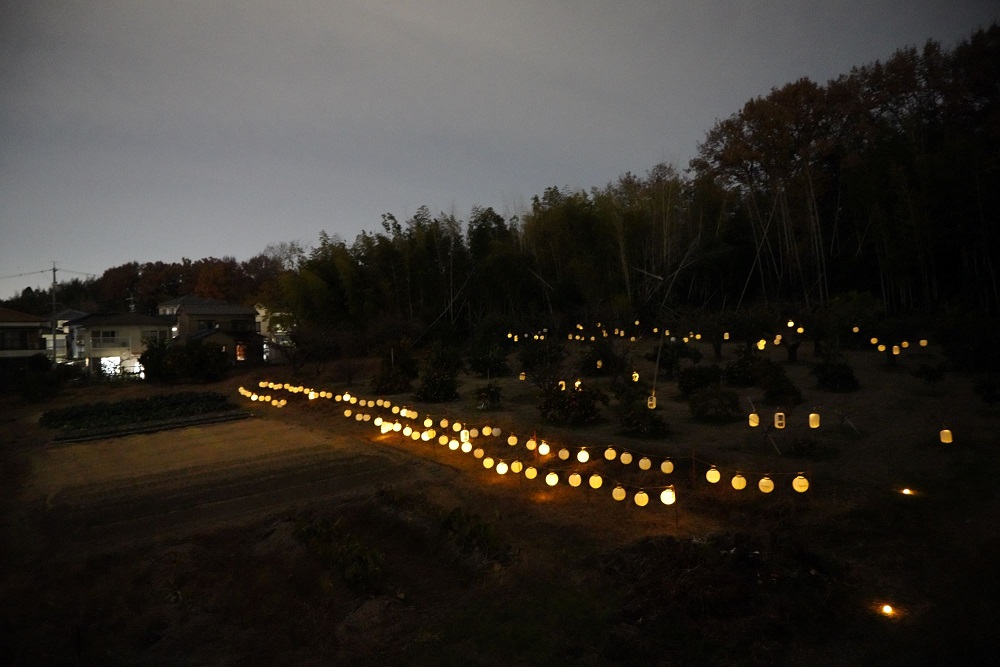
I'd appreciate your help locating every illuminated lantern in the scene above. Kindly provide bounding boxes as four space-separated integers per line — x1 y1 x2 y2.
376 399 384 406
620 452 633 465
852 326 860 333
612 486 627 502
483 457 494 469
473 448 484 459
461 442 472 453
758 476 775 493
491 428 501 437
774 336 781 345
403 426 412 436
604 447 617 461
901 341 909 348
632 371 639 382
511 461 523 474
661 459 674 474
809 412 820 429
420 430 431 441
496 461 508 475
647 394 657 409
526 438 537 451
877 344 886 352
901 488 912 495
796 327 804 334
634 491 649 507
940 429 953 444
756 339 766 350
723 332 730 340
881 605 895 617
919 339 928 347
350 396 358 404
577 449 590 463
519 372 526 381
251 394 258 401
524 466 538 480
792 475 809 492
589 474 603 489
892 345 900 356
482 426 492 436
392 422 402 432
392 406 400 414
438 435 448 445
545 472 559 486
574 379 582 389
460 429 470 443
568 473 582 487
774 412 785 429
638 457 652 471
470 428 479 439
706 466 721 483
596 360 603 369
558 381 566 391
787 320 794 328
731 474 747 490
558 448 570 460
449 439 459 450
870 337 878 345
537 442 550 456
660 486 676 505
344 409 353 418
749 413 760 427
508 435 518 446
683 336 689 343
424 418 433 428
694 333 701 340
410 431 420 441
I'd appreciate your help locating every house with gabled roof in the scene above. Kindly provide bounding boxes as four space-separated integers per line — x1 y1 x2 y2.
157 295 264 364
65 312 173 375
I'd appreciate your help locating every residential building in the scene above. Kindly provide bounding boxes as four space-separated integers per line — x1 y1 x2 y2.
65 313 173 375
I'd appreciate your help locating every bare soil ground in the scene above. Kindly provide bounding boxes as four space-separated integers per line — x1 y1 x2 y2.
1 341 998 665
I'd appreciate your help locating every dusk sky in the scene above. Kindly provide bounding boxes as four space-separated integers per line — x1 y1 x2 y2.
2 1 997 299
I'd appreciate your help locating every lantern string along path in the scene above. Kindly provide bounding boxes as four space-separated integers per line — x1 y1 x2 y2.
238 318 948 512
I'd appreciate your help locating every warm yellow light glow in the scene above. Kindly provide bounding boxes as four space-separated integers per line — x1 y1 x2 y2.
792 475 810 492
919 339 928 347
558 448 570 460
589 474 603 489
470 428 479 438
392 406 400 414
647 395 657 409
558 380 566 391
482 426 492 436
453 422 462 432
870 337 878 345
638 457 652 471
545 472 559 486
660 487 676 505
706 467 721 483
759 476 775 493
424 418 433 428
524 466 538 480
449 439 459 450
344 409 353 418
749 412 760 427
568 473 582 487
604 447 617 461
461 442 472 453
460 429 470 443
732 474 747 490
774 412 785 429
508 435 518 446
757 339 766 350
439 418 449 428
632 371 639 382
526 438 537 451
901 488 913 495
438 435 448 445
538 442 551 456
634 491 649 507
787 320 794 328
403 426 412 436
577 449 590 463
612 486 627 501
473 448 484 459
392 422 402 432
852 326 860 333
901 341 909 348
483 457 494 469
511 461 523 474
723 332 730 340
620 452 633 465
496 461 508 475
809 412 820 429
881 604 895 616
661 459 674 474
940 429 953 444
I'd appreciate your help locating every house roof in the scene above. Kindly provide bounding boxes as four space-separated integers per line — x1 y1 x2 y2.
67 313 174 328
159 295 257 316
0 306 46 324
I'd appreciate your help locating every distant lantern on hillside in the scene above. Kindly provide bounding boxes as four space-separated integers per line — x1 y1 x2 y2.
706 466 721 484
757 339 767 350
774 412 786 429
519 372 526 381
809 412 820 429
940 429 953 444
632 371 640 382
723 332 730 340
647 394 657 409
749 412 760 427
508 435 518 446
852 326 860 333
919 339 928 347
596 359 603 369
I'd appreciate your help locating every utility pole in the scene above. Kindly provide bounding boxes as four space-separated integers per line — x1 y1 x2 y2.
51 263 58 363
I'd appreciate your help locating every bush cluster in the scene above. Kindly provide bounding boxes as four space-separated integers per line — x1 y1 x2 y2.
538 384 608 426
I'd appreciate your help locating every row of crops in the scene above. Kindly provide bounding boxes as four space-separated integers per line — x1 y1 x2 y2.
39 392 239 432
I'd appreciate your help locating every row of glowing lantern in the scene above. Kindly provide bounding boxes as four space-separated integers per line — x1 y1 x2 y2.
238 386 288 407
750 409 953 443
243 380 814 495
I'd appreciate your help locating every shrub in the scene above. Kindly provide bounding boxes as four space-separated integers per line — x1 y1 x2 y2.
369 342 418 394
413 344 461 402
475 382 503 409
442 507 514 565
812 353 860 392
293 514 383 595
688 386 741 422
646 340 702 380
538 383 608 426
580 338 626 376
518 337 566 374
677 364 722 397
617 400 671 438
761 366 802 406
467 342 510 378
724 345 763 387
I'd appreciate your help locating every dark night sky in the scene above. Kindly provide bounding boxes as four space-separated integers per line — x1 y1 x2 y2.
2 0 997 297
